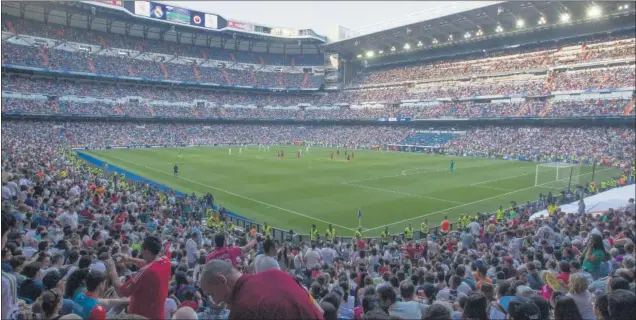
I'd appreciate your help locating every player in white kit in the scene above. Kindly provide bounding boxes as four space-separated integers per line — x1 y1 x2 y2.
229 148 232 155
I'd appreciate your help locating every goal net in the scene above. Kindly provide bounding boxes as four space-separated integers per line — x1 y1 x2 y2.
535 163 581 188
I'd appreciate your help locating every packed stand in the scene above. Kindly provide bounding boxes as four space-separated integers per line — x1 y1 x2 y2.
551 65 636 92
444 126 635 168
1 118 636 320
547 99 633 117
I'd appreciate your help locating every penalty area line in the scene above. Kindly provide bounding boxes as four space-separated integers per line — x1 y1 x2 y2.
103 155 358 232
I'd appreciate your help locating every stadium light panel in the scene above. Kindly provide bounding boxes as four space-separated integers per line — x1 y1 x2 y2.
378 50 384 54
476 29 483 36
516 19 525 28
403 43 411 50
495 25 504 33
417 41 423 47
432 38 438 44
538 16 546 25
560 13 571 23
356 54 362 59
448 34 453 40
365 51 374 58
587 5 602 18
464 32 471 39
390 46 396 52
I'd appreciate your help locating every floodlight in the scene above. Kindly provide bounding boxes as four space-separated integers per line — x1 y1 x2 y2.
403 43 411 50
587 5 602 18
417 41 423 47
432 38 438 44
476 29 484 36
356 54 362 59
516 19 525 28
390 46 396 52
464 32 471 39
378 50 384 54
365 51 374 58
538 16 546 25
560 13 571 23
448 34 453 40
495 25 504 33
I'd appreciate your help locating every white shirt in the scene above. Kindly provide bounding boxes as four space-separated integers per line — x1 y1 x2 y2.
1 186 12 199
164 297 178 319
320 247 337 265
186 239 198 264
253 254 281 274
468 221 481 236
305 250 321 267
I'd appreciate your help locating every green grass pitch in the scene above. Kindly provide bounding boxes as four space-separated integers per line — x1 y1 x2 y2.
84 146 619 236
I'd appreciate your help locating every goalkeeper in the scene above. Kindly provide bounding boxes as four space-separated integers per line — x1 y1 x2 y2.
450 160 455 173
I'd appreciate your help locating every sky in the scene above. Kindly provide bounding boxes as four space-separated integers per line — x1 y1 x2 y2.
160 1 501 38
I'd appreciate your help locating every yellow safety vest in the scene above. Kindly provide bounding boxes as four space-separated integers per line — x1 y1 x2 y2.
229 224 235 232
405 227 414 239
496 210 505 221
326 228 336 241
380 231 390 243
310 229 319 241
355 231 362 238
421 223 429 234
263 225 272 236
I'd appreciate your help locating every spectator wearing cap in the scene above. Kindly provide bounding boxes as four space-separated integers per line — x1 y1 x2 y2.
200 259 324 319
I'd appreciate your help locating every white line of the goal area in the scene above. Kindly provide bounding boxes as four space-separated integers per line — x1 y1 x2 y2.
363 166 615 232
104 155 359 232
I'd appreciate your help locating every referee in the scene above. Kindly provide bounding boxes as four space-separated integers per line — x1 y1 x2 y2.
173 164 179 177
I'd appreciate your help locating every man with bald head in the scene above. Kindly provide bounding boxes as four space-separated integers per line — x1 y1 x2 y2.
200 260 324 320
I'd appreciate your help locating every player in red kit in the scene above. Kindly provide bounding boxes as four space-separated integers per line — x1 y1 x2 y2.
347 155 350 162
336 149 340 155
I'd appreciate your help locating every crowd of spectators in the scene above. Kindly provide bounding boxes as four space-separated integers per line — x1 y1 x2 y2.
351 37 635 87
443 126 635 168
1 15 323 66
1 117 635 320
3 96 634 119
551 65 636 92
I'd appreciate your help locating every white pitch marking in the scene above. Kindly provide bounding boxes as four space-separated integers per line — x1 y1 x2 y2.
341 181 465 205
470 172 534 186
344 162 502 184
363 167 614 232
103 155 357 232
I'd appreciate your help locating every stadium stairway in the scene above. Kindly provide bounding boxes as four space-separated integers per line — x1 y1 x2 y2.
540 102 553 117
221 69 232 86
159 62 169 79
144 103 155 117
230 53 236 62
277 72 284 87
516 101 530 117
291 57 295 67
545 70 555 90
113 105 123 115
87 59 96 73
301 72 310 88
625 99 635 115
127 64 135 76
250 71 258 86
259 56 265 65
144 88 152 99
584 49 593 61
51 101 60 113
97 36 107 48
40 47 50 67
192 64 201 81
6 20 17 34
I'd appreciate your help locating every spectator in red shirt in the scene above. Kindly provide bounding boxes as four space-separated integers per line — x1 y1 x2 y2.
555 261 571 287
200 259 324 320
205 233 257 267
441 216 451 234
106 236 171 320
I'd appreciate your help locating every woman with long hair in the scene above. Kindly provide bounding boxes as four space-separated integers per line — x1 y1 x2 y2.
554 296 583 320
40 290 63 320
463 293 488 320
566 273 595 320
582 234 609 280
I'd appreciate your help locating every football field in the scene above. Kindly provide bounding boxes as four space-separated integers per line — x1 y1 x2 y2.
84 146 619 236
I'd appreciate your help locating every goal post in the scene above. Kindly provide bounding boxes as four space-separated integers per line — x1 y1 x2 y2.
535 162 581 188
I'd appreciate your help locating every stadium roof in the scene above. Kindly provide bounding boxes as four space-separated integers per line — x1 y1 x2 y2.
324 1 635 59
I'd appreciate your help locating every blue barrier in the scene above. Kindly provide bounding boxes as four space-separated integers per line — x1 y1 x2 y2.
75 151 253 222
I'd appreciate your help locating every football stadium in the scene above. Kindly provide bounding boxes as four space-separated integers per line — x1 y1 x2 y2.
1 1 635 319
